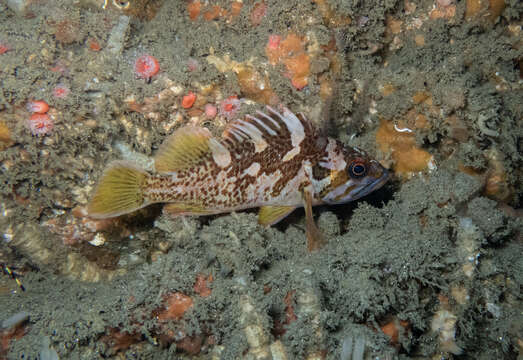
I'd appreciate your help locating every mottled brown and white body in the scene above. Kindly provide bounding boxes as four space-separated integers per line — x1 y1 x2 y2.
88 106 389 250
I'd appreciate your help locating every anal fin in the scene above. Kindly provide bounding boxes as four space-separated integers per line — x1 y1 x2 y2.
258 205 296 226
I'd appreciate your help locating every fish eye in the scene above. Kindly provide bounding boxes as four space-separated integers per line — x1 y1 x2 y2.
349 161 367 178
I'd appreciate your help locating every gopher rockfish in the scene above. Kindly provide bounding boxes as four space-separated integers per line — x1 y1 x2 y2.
87 106 389 250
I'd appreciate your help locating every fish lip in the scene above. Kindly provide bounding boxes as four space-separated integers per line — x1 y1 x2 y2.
374 167 390 189
351 167 390 199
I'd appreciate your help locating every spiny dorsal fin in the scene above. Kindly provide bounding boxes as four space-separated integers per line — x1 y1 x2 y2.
154 126 211 173
258 205 296 226
222 106 311 151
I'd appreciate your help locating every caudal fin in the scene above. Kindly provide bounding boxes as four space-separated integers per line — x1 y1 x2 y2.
87 161 149 218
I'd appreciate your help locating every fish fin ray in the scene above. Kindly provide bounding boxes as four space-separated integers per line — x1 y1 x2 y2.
222 106 312 149
302 189 326 251
87 160 148 218
258 205 296 226
154 126 212 172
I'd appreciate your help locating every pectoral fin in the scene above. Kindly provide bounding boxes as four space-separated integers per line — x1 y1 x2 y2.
302 189 325 252
258 205 296 226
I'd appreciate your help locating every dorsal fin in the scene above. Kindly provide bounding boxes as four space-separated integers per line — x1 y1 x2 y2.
154 126 211 172
222 106 311 152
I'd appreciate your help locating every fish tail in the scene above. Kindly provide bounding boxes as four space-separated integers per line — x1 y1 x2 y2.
87 160 149 218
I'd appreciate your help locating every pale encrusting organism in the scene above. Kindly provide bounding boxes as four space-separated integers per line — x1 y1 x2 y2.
87 106 389 250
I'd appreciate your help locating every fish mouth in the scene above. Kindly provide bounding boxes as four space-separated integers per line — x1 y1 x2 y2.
323 165 391 204
350 167 390 200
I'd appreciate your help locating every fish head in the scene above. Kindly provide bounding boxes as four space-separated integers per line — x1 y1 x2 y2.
316 140 390 205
